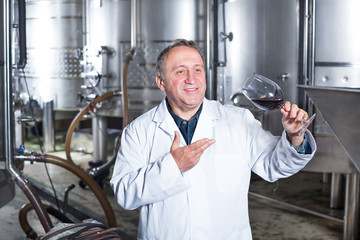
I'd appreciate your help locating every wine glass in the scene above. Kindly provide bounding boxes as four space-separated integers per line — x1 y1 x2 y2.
242 73 316 136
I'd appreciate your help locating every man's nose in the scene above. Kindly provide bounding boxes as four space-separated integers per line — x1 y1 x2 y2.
185 71 196 84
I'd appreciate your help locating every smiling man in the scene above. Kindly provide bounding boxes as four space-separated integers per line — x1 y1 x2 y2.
156 45 206 119
111 39 317 239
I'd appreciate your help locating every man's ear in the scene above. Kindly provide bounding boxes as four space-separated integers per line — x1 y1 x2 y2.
156 75 165 91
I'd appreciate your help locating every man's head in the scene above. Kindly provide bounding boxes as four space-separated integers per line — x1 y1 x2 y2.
156 39 205 80
155 39 206 119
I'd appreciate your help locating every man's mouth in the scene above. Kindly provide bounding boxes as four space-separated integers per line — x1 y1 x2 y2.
184 88 197 92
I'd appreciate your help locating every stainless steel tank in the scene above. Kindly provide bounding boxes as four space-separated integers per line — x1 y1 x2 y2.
218 1 360 239
304 0 360 174
217 0 300 135
82 0 131 118
314 0 360 89
20 0 83 111
301 2 360 238
83 0 207 118
82 0 207 163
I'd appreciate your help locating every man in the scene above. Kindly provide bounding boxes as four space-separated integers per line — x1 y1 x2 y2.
110 39 316 239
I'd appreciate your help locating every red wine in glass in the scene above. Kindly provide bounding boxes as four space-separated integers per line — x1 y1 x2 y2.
250 97 284 111
242 73 315 135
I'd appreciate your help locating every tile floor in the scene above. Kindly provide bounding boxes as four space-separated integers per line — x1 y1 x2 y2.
0 133 344 240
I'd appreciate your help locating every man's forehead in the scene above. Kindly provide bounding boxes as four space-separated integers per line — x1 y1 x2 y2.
167 46 201 58
165 47 203 65
171 63 204 70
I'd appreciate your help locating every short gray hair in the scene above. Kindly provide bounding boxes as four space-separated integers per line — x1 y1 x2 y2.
155 39 205 80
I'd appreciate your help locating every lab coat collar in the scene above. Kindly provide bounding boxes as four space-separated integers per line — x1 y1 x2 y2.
153 99 179 138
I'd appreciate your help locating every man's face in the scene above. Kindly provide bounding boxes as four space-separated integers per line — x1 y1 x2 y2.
156 46 206 117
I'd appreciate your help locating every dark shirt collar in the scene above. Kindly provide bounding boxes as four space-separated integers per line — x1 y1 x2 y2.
166 100 203 122
166 99 203 145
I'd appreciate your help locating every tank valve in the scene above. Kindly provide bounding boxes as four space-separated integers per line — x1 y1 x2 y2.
220 32 233 42
278 73 289 82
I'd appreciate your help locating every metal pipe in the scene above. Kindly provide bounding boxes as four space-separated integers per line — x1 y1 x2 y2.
63 184 75 216
211 0 219 100
14 100 24 149
302 0 309 86
303 0 316 129
92 114 107 162
88 132 121 178
43 100 55 153
303 0 315 85
13 0 27 69
322 172 331 184
3 0 53 232
344 173 359 240
130 0 137 48
206 0 213 99
218 0 230 67
249 191 344 224
310 0 316 86
330 173 345 209
82 0 89 46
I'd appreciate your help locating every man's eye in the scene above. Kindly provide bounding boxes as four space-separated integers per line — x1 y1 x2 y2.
177 70 185 74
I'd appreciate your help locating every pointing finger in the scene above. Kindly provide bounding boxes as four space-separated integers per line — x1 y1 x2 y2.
189 138 216 153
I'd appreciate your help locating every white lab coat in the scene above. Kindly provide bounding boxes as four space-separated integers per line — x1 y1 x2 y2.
110 98 316 240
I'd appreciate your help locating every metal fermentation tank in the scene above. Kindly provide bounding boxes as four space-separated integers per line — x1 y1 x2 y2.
304 0 360 173
129 0 207 115
84 0 207 117
83 0 208 162
217 0 299 135
216 0 360 239
301 1 360 239
17 0 83 111
82 0 131 118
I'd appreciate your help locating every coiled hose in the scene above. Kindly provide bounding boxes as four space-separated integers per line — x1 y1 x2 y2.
19 154 117 230
19 203 72 239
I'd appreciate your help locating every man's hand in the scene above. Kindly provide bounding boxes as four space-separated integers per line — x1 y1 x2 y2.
281 101 309 146
170 131 216 172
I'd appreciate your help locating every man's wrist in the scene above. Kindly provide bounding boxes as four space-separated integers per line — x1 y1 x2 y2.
286 132 304 147
289 133 311 155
